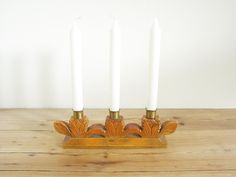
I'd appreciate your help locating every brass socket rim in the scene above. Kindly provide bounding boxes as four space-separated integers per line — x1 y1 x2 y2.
73 110 84 119
109 110 120 119
146 109 157 119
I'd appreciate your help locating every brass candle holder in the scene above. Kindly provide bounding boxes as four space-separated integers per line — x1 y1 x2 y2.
53 109 177 148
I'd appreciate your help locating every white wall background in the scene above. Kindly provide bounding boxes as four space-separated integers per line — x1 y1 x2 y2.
0 0 236 108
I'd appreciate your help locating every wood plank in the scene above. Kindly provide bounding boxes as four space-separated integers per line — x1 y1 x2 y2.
0 130 235 172
0 171 236 177
0 151 236 172
0 109 236 177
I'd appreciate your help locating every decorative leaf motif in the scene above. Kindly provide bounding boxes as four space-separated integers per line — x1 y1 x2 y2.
53 115 177 139
151 118 161 136
105 116 125 137
54 121 71 136
77 117 89 136
105 117 115 136
114 119 125 136
141 117 161 137
159 120 177 136
69 118 80 137
141 118 152 137
69 117 88 137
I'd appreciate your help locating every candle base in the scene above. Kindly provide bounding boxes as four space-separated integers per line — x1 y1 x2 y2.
62 136 167 148
146 109 157 119
53 111 177 148
109 110 120 119
73 110 84 119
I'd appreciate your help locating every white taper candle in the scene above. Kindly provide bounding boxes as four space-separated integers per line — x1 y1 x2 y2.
147 18 161 111
71 19 83 111
110 20 121 112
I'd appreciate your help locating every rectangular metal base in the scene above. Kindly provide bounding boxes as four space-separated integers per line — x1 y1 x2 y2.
63 136 167 149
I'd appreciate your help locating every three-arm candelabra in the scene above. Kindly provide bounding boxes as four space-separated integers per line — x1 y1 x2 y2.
54 109 177 148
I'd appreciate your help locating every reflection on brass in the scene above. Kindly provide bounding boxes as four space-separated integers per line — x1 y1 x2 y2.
146 110 157 119
109 110 120 119
73 111 84 119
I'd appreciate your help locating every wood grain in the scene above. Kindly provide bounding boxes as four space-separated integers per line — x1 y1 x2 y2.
0 109 236 176
62 137 167 148
53 115 177 148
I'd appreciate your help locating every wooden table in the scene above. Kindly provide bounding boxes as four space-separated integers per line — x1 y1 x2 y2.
0 109 236 177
